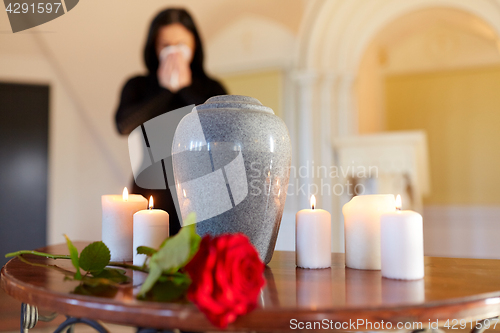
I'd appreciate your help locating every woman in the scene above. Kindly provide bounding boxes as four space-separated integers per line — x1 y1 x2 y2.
115 8 226 235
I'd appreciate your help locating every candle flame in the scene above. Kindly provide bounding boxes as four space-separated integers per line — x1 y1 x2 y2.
149 196 154 210
122 187 128 201
310 195 316 210
396 194 402 211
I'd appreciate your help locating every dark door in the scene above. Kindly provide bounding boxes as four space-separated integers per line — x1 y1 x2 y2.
0 82 49 266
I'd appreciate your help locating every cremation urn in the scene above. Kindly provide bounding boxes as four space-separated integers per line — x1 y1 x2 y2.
172 95 291 264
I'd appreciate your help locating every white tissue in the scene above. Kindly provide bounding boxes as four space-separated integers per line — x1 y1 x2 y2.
159 44 192 62
159 44 192 90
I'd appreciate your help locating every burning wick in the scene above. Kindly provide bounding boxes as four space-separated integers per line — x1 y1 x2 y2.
396 194 402 211
148 196 154 210
122 187 128 201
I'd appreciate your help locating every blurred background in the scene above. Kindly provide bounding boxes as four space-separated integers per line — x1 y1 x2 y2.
2 0 500 267
2 0 500 331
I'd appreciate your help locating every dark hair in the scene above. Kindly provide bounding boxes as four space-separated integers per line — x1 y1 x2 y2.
144 8 206 78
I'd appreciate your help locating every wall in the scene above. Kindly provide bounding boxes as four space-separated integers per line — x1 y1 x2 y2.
357 8 500 135
386 66 500 205
219 70 283 118
356 41 387 133
0 53 125 245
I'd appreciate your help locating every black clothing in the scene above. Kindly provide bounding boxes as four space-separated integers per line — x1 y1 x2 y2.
115 74 226 235
117 7 225 236
116 74 225 135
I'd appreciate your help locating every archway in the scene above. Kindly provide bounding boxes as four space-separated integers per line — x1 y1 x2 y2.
292 0 500 253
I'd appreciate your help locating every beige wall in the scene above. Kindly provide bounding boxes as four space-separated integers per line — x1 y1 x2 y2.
357 7 500 206
357 8 500 135
386 66 500 205
219 70 283 118
357 41 387 134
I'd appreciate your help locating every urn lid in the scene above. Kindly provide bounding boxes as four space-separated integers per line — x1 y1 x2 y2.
195 95 274 114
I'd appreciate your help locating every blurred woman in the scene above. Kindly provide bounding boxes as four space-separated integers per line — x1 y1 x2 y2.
115 8 226 235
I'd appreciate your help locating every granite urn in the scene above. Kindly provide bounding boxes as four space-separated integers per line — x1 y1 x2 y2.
171 95 291 264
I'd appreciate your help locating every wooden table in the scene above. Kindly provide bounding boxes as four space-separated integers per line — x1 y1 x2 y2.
2 243 500 332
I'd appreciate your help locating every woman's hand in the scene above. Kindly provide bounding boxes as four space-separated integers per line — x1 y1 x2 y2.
157 52 192 93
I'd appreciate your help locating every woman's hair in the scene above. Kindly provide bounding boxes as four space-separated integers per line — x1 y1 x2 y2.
144 8 206 78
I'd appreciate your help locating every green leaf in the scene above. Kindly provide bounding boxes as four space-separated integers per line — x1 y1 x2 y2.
5 250 70 260
140 274 190 302
139 264 163 296
92 268 130 284
136 246 157 257
154 224 194 271
138 213 200 297
159 272 191 286
158 213 198 249
159 235 171 249
64 234 82 280
79 241 110 275
182 211 197 227
73 283 118 298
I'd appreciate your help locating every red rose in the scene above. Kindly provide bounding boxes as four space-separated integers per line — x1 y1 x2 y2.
184 233 266 328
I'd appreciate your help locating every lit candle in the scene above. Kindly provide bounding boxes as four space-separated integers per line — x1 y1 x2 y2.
133 196 169 266
380 195 424 280
102 188 147 261
342 194 396 270
296 195 332 269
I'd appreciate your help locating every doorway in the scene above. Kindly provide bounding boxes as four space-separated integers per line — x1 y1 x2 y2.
0 82 49 266
356 8 500 258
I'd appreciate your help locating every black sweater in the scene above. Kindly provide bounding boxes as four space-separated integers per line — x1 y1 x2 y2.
116 74 226 135
115 74 226 235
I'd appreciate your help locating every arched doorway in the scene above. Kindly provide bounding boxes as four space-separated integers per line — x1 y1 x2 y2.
294 0 500 255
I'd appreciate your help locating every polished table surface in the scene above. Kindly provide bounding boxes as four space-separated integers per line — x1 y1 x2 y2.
2 243 500 332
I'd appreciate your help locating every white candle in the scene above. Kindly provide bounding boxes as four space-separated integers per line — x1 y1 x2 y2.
133 196 169 266
102 188 147 262
342 194 395 270
296 195 331 269
380 195 424 280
